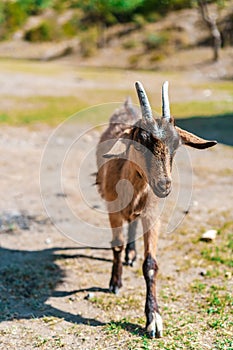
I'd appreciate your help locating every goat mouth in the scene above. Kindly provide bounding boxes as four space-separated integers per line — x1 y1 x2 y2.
153 186 171 198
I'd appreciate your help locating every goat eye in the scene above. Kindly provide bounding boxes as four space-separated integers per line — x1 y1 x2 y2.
140 131 148 140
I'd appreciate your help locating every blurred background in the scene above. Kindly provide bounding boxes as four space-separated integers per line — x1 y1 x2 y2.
0 0 232 128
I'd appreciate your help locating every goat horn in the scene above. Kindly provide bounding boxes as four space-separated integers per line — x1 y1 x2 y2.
162 81 170 120
135 81 153 121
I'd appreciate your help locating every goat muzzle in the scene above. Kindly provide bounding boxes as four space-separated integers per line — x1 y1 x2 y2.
153 178 171 198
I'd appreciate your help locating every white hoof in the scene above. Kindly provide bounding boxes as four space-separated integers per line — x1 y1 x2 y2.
146 312 163 338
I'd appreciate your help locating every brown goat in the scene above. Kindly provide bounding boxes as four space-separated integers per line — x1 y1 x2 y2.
96 81 217 338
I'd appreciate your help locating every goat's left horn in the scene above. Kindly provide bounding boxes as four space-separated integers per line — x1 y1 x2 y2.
135 81 153 121
162 81 171 120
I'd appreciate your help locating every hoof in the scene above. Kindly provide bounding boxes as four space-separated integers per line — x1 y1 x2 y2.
146 312 163 338
124 259 135 267
109 285 120 295
125 250 136 267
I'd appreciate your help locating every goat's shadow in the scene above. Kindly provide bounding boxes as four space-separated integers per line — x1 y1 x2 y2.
0 245 113 326
0 245 147 337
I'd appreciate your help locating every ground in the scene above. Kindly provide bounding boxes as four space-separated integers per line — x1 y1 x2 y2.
0 56 232 349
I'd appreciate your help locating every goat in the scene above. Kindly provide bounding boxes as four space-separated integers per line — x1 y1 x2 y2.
96 81 217 338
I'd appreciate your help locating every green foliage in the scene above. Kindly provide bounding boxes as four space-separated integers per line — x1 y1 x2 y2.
0 0 53 40
0 1 27 39
17 0 53 15
79 26 99 57
76 0 145 24
24 20 61 42
62 14 81 37
143 32 169 50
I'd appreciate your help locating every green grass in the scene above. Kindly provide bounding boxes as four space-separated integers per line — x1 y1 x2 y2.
193 81 233 95
172 100 233 118
0 58 62 76
0 95 232 126
0 58 232 125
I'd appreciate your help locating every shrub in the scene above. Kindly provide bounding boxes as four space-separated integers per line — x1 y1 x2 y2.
143 32 169 50
0 1 27 39
62 14 82 38
24 20 61 42
122 39 137 49
79 27 99 57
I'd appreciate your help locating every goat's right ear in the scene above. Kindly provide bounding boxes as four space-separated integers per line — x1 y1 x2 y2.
103 138 128 159
103 128 133 158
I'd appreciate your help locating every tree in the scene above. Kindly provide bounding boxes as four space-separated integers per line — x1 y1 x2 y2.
197 0 222 61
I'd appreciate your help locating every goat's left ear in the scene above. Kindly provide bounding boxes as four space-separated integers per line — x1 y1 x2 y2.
176 126 217 149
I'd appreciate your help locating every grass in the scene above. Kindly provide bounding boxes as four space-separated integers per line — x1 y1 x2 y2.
1 95 232 126
0 95 87 125
172 100 233 118
0 58 62 76
0 58 232 126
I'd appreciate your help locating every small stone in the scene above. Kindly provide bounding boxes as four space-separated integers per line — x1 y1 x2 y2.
45 237 52 245
225 271 232 279
200 270 207 276
201 229 217 242
84 292 95 300
203 89 212 97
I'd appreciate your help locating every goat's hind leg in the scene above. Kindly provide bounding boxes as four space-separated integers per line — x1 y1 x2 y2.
109 213 124 294
125 220 138 266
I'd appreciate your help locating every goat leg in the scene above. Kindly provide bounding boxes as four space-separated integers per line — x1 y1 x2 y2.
142 219 163 338
143 253 162 338
109 213 124 294
125 220 138 266
109 245 123 294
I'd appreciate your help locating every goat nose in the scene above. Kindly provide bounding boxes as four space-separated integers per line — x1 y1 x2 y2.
157 179 171 192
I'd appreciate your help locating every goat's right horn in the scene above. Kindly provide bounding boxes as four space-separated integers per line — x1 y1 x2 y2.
135 81 153 121
162 81 171 120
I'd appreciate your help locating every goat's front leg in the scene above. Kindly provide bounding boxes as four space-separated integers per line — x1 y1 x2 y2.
125 220 138 266
109 212 124 294
141 219 163 338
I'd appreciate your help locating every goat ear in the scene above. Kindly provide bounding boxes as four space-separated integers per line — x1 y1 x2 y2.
176 126 217 149
103 128 132 158
103 138 128 158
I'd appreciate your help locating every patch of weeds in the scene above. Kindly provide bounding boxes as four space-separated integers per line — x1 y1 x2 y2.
42 316 63 327
190 281 207 293
105 321 122 335
201 245 233 268
214 337 233 349
207 291 232 315
208 316 228 329
200 223 233 268
33 335 49 348
90 293 142 312
205 268 221 278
